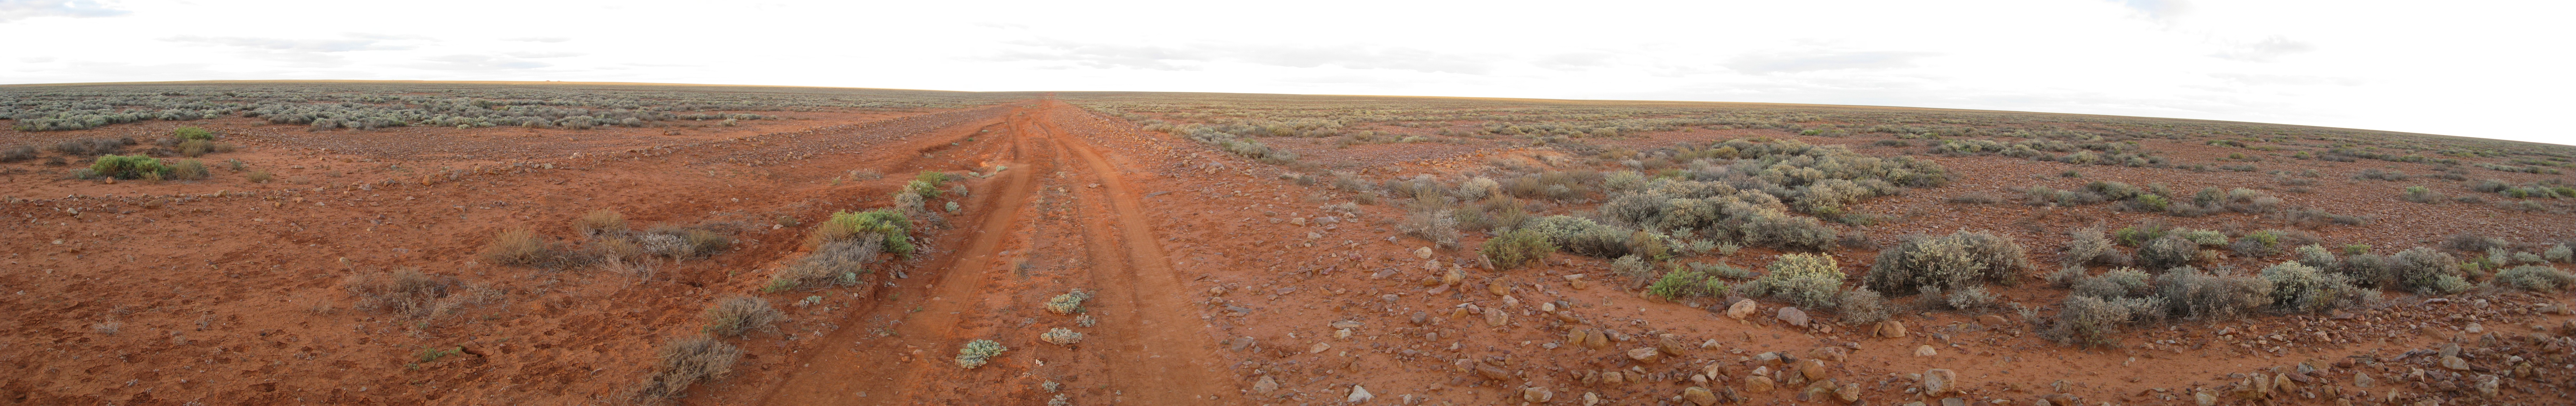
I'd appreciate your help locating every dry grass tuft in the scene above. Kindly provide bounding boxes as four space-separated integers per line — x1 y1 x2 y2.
630 335 743 404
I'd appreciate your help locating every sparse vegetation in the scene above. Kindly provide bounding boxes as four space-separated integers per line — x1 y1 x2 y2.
955 339 1008 369
632 335 743 403
87 154 168 180
1479 229 1556 271
1044 290 1092 314
1837 288 1890 324
575 210 628 236
701 295 785 338
1743 253 1843 308
0 145 34 162
2155 267 2270 320
2498 265 2576 292
1864 231 2032 296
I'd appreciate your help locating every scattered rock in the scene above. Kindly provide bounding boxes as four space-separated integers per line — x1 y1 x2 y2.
1253 375 1278 393
1628 347 1663 363
1915 345 1938 357
1658 337 1690 357
1798 359 1829 380
1488 282 1510 296
1289 217 1307 226
2272 372 2296 392
1476 366 1511 380
2353 372 2375 388
1978 314 2008 327
1521 387 1552 402
1443 269 1464 286
1309 342 1331 354
1566 330 1589 347
1348 384 1373 402
1810 346 1849 363
2473 374 2499 397
1777 307 1810 327
2465 322 2485 334
1331 320 1365 329
1726 300 1757 320
2440 356 2470 371
1586 330 1610 349
1230 336 1255 351
2038 393 2076 406
1922 368 1958 395
1744 375 1776 393
1410 312 1429 325
1583 391 1601 406
1483 307 1510 326
1837 383 1862 402
2440 343 2462 358
1877 320 1908 338
2193 389 2217 406
1683 386 1719 406
1940 397 1966 406
1414 247 1433 259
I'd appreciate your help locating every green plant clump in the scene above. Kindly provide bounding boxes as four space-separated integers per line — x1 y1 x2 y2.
88 154 169 180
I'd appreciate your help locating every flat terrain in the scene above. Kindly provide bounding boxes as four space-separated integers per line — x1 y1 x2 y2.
2 82 2574 405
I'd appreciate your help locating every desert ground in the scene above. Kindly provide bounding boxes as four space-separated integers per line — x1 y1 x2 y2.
4 81 2575 406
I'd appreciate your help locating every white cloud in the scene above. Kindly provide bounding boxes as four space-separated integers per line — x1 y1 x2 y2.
0 0 128 22
0 0 2567 145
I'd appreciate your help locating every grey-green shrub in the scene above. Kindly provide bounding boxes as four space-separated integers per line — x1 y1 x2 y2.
2049 295 2163 347
956 339 1008 369
1745 253 1843 308
2179 230 2229 246
2156 267 2271 320
2547 244 2572 263
2259 262 2363 313
1838 288 1890 324
2063 227 2113 266
2497 265 2576 292
2073 267 2153 298
2139 235 2199 271
1523 215 1633 258
1692 262 1754 279
1865 231 2032 296
2392 247 2467 295
2295 244 2338 270
1737 208 1838 251
1647 265 1710 299
1611 255 1653 286
1944 285 1999 310
701 295 785 338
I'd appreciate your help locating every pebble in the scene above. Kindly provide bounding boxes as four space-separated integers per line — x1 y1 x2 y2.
1726 300 1757 320
1744 375 1776 393
1776 307 1809 327
1915 345 1938 357
1923 368 1958 395
1252 375 1278 393
1878 320 1909 338
1683 386 1719 406
1347 385 1373 402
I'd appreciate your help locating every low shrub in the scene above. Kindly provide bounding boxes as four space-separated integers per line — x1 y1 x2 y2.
1524 215 1633 258
2072 267 2153 298
1944 285 1998 310
0 145 34 162
169 159 209 180
2548 244 2572 263
956 339 1008 369
1737 209 1838 251
2402 186 2445 203
1039 328 1084 345
2049 295 2166 347
1744 253 1843 308
1480 229 1556 271
2295 244 2338 269
2139 235 2198 270
1865 231 2031 295
2259 262 2363 313
631 335 743 403
768 235 880 292
2230 230 2283 258
246 170 272 183
575 209 628 236
480 227 553 266
2498 265 2576 292
343 268 452 319
178 139 212 157
173 126 214 140
1399 208 1461 249
2392 247 2467 294
823 210 913 256
1647 266 1711 300
1611 255 1654 285
1838 288 1890 324
1044 290 1092 314
700 295 785 338
2062 227 2113 266
2156 267 2271 320
88 154 168 180
2442 234 2509 252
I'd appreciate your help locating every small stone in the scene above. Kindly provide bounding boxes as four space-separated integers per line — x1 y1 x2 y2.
2272 373 2296 392
1744 375 1776 393
1410 312 1429 325
1332 320 1365 329
1583 391 1601 406
2193 390 2217 406
1484 307 1510 326
1799 359 1829 380
2353 372 2375 388
1566 330 1589 347
2465 322 2485 334
1477 366 1511 380
2439 343 2462 358
1915 345 1938 357
1877 320 1909 338
1290 217 1307 226
1838 383 1863 402
1777 307 1810 327
1253 375 1279 393
1726 300 1758 320
1489 282 1510 296
1940 397 1966 406
1628 347 1663 363
1979 314 2008 326
1335 328 1353 339
1443 269 1464 286
1521 387 1552 402
1683 386 1719 406
1346 384 1374 402
2473 374 2499 397
2440 356 2470 371
1587 330 1611 349
1922 368 1958 395
1310 342 1331 354
2039 393 2075 406
1230 336 1255 351
1414 247 1433 259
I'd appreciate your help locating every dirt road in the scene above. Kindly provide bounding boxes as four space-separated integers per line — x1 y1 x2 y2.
746 100 1231 404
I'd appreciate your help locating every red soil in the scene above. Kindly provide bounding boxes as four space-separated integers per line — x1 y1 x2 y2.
2 96 2572 406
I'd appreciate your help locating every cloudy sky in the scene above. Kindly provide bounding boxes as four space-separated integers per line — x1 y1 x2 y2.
3 0 2568 144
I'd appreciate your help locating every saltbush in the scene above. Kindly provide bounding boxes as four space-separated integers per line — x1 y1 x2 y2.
1745 253 1843 308
1865 231 2031 295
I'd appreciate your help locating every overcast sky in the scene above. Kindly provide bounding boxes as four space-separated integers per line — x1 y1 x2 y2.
3 0 2568 145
